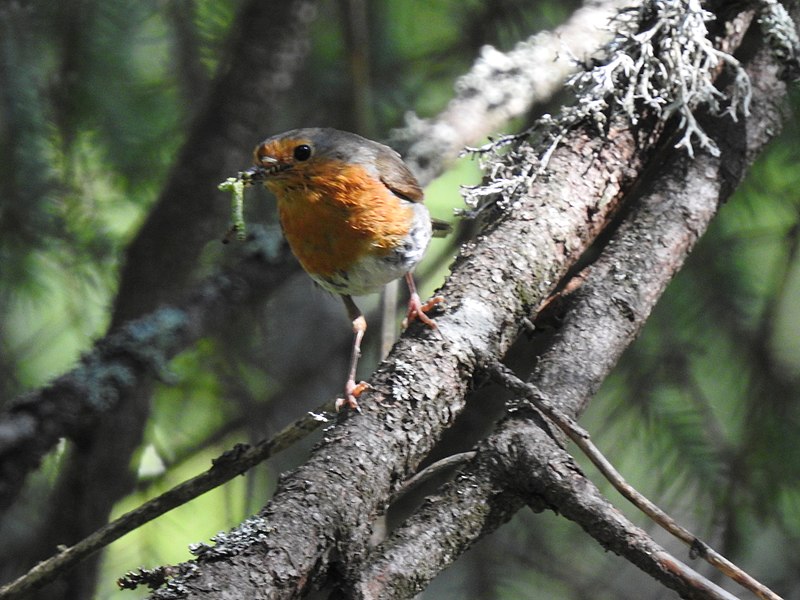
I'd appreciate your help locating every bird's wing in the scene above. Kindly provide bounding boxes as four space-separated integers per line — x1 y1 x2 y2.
374 147 424 203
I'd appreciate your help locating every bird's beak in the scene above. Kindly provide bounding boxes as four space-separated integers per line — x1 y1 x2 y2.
237 165 267 186
242 155 293 183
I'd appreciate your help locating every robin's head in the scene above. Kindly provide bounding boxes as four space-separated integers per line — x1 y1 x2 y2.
250 128 386 185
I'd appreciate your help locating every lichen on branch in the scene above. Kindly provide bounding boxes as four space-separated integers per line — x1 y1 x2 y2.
462 0 754 213
757 0 800 75
571 0 752 156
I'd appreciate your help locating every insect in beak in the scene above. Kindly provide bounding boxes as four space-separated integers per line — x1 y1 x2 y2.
238 165 268 185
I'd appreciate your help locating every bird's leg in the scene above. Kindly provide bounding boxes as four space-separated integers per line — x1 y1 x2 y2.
337 295 370 411
402 272 444 329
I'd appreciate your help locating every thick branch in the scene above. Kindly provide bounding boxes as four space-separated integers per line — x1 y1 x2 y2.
150 113 659 600
150 131 651 599
490 364 782 600
394 0 636 183
346 17 789 600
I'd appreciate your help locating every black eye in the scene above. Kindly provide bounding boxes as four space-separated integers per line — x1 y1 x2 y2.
293 144 312 161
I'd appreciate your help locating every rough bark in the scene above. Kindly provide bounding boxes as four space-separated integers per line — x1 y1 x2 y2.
348 33 788 597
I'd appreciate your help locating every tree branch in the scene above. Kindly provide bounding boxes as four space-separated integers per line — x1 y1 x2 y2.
343 15 790 598
0 233 294 513
0 400 333 600
353 407 743 600
394 0 636 183
488 363 781 600
149 106 657 600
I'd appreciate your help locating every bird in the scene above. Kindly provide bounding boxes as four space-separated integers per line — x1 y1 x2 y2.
241 127 450 410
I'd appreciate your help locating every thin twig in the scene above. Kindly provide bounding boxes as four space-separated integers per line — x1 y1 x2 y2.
487 359 783 600
0 402 334 600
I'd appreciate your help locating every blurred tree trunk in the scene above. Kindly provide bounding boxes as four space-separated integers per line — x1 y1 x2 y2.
12 2 318 598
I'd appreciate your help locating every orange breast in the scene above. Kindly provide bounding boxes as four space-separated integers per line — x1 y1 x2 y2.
266 161 413 278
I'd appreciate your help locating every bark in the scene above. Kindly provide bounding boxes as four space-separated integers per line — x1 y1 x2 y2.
349 33 787 596
352 409 739 600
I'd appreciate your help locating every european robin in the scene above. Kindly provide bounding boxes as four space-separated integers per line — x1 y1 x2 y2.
241 128 450 410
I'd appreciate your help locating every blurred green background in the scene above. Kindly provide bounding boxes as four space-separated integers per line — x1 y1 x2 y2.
1 1 798 599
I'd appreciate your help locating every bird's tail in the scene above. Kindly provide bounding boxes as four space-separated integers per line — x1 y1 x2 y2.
432 218 453 238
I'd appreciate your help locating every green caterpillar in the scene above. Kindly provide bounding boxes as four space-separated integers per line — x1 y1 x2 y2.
218 176 247 243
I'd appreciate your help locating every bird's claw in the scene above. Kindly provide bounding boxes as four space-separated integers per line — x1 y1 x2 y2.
403 294 444 329
336 380 370 412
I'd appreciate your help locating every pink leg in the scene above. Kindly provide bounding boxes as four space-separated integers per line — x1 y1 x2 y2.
402 272 444 329
337 296 370 411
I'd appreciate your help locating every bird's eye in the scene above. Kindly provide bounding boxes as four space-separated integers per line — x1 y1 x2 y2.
293 144 312 161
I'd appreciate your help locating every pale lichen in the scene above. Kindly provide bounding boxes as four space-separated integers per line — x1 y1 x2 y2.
757 0 800 76
572 0 752 157
462 0 756 214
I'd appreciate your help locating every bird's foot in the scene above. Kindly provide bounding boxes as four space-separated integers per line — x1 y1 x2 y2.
403 293 444 329
336 379 370 412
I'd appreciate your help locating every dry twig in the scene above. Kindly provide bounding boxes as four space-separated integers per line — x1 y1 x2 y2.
0 404 333 600
487 360 783 600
